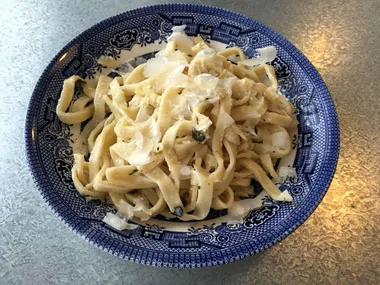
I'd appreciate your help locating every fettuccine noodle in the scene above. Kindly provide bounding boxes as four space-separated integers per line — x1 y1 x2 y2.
56 26 298 224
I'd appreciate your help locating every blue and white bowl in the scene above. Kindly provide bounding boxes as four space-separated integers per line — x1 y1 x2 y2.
25 4 339 268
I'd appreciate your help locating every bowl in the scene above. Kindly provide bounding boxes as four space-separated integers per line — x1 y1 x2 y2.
25 3 339 268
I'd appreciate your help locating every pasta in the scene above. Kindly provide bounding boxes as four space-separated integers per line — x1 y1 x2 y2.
56 26 298 224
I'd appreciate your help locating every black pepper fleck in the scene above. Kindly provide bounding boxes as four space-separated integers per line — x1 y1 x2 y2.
192 128 206 143
173 206 183 217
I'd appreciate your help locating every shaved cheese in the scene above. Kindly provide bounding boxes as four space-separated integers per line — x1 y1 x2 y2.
227 199 255 224
189 74 221 104
118 199 134 219
135 107 150 122
168 50 188 63
149 119 160 138
194 48 216 58
271 190 293 202
172 96 191 119
153 62 188 91
103 213 139 231
143 56 166 77
115 211 129 220
227 188 292 224
182 74 222 106
168 72 188 88
104 197 153 228
167 32 194 50
186 91 200 108
134 131 144 149
219 111 235 128
134 198 152 221
196 112 212 131
127 134 154 166
240 46 277 66
180 166 192 179
193 74 219 90
167 65 189 88
127 148 151 166
155 48 168 58
149 119 162 146
172 25 186 33
278 166 297 183
272 131 290 150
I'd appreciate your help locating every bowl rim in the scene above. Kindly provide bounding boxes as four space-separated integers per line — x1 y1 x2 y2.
25 3 340 268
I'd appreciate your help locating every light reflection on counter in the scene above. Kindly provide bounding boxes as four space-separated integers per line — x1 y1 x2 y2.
294 23 350 74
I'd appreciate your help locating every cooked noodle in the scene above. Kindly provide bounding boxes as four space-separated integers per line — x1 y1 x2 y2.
56 26 298 223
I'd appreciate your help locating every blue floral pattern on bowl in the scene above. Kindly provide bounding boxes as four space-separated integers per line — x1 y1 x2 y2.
25 3 339 268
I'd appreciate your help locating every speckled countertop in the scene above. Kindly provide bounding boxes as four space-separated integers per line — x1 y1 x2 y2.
0 0 379 284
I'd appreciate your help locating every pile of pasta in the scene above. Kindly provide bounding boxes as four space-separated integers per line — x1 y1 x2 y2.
56 26 298 224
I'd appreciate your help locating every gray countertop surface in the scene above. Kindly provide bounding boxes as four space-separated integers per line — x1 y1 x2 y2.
1 0 379 284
